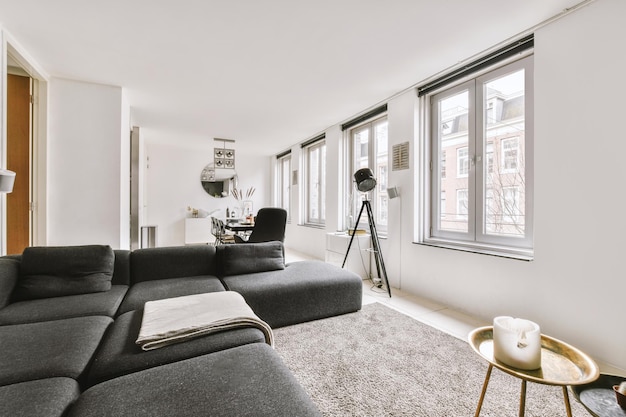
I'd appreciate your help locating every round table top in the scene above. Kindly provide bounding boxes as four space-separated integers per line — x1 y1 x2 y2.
469 326 599 386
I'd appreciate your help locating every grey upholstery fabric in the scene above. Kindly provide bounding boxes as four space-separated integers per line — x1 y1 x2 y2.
0 316 112 386
240 207 287 243
216 241 285 277
112 250 131 285
70 344 321 417
87 309 266 387
130 245 217 284
117 276 225 315
221 260 362 328
0 257 19 308
0 285 128 325
0 378 80 417
16 245 115 300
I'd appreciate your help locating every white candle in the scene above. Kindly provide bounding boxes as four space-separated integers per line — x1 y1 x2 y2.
493 316 541 370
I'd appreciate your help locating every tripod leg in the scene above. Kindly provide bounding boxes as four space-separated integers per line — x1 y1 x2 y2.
365 201 391 298
342 201 366 268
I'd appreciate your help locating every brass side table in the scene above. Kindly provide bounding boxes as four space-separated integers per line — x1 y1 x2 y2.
469 326 600 417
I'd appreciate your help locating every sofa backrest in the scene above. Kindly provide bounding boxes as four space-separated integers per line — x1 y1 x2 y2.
0 258 20 309
130 245 217 284
113 250 131 286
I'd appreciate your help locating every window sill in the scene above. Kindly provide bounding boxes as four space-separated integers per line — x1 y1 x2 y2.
299 222 326 230
418 238 533 261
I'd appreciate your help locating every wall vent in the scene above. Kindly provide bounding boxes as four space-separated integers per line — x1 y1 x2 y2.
392 142 409 171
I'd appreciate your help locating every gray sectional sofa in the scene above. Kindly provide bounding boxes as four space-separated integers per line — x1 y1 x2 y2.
0 242 363 416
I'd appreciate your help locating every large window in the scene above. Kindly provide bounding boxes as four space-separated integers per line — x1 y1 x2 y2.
349 116 388 232
276 152 291 220
304 138 326 226
426 54 533 257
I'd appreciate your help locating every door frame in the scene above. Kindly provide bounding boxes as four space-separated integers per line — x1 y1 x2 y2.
2 31 49 254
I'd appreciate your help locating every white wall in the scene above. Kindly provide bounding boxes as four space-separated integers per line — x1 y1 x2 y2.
47 78 128 248
285 0 626 372
396 0 626 372
144 139 269 247
119 91 130 248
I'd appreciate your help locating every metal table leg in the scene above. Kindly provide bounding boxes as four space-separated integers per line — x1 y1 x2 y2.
562 386 573 417
519 379 527 417
475 364 493 417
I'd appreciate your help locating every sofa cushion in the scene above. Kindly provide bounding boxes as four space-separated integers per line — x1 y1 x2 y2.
15 245 115 300
0 378 80 417
216 241 285 277
221 260 362 328
117 276 225 315
86 308 266 387
0 257 19 309
0 285 128 325
0 316 112 386
70 344 321 417
130 245 217 284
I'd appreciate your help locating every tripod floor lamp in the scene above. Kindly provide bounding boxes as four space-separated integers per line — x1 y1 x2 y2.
342 168 391 298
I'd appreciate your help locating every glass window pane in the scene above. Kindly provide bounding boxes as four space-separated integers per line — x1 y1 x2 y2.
483 69 525 237
280 157 290 216
375 120 388 227
354 127 369 170
438 90 469 233
308 147 319 221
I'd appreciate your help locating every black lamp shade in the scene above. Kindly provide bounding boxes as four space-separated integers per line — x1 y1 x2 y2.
354 168 376 192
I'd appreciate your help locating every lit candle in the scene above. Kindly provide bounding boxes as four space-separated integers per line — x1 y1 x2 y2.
493 316 541 370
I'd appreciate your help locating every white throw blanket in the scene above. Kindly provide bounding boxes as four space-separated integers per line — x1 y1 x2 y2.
136 291 274 351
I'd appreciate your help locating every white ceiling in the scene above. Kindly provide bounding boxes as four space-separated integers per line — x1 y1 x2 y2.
0 0 583 155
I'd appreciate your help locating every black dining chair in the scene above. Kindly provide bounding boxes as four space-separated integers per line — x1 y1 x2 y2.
234 207 287 243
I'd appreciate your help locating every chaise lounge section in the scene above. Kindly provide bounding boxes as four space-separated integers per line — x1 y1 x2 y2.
0 242 362 416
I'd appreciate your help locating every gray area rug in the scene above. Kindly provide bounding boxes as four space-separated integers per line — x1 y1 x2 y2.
274 302 592 416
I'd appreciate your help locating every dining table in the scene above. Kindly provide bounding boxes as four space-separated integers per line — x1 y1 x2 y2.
224 220 255 241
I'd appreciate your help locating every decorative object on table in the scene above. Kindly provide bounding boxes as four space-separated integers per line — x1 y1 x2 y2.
0 169 16 193
187 206 199 218
492 316 541 370
186 206 217 218
214 138 235 169
469 326 599 417
242 200 253 217
572 374 626 417
231 186 255 218
342 167 390 298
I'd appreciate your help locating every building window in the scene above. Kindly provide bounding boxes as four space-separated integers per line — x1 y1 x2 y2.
304 139 326 226
348 116 388 232
457 147 469 177
426 54 533 257
501 137 519 172
456 189 468 222
441 151 447 179
486 143 494 174
276 152 291 220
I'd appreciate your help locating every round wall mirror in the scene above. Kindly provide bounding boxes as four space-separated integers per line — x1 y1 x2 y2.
200 164 238 198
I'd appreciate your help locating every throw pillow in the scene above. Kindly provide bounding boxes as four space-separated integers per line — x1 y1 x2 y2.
216 241 285 277
15 245 115 300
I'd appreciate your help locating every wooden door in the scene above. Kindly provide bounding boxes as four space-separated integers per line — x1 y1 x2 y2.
7 73 31 254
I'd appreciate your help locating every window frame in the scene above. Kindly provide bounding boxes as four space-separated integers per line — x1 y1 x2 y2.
423 54 534 259
276 152 291 221
303 139 326 227
347 115 388 234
